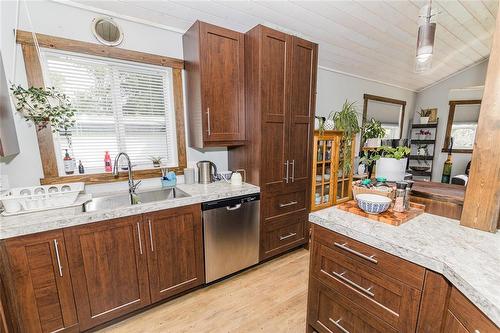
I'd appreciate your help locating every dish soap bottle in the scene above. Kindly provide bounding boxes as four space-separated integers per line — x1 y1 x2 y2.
104 151 112 172
78 160 85 174
63 149 75 175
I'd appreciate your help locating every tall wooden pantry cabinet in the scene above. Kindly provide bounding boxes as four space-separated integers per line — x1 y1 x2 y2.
229 25 318 260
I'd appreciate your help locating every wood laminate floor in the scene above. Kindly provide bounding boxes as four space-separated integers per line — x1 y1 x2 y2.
97 248 310 333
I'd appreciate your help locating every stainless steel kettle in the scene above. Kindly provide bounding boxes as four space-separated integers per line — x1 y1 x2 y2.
197 161 218 184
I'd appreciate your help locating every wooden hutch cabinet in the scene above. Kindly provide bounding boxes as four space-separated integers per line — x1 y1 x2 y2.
183 21 246 148
229 25 318 260
310 131 355 211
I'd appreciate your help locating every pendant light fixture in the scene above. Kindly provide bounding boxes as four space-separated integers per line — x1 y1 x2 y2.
415 0 437 73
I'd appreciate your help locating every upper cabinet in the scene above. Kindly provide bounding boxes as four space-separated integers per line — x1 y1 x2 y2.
183 21 246 148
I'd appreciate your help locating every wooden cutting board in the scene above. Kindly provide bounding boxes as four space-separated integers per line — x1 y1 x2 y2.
337 200 425 226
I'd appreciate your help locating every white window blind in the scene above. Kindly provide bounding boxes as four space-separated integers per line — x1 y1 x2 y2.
41 50 178 175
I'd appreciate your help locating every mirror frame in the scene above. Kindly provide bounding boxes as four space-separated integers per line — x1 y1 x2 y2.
361 94 406 150
443 99 482 154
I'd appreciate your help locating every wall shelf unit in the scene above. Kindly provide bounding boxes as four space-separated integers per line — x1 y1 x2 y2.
407 121 439 181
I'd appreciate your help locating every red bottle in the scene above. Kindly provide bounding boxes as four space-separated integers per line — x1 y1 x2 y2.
104 151 112 172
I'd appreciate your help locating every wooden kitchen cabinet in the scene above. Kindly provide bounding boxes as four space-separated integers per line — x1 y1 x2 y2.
229 25 317 260
183 20 245 148
64 215 150 331
0 230 78 333
144 204 204 303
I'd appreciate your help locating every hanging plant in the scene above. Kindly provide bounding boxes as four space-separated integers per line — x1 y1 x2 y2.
10 84 76 133
331 100 361 175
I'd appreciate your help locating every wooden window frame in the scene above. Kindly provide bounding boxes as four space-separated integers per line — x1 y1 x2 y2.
16 30 187 185
361 93 406 150
442 99 482 154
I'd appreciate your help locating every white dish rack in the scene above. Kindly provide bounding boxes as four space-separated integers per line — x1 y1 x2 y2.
0 182 85 214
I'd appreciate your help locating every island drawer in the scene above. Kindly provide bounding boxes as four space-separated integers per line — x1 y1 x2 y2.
312 224 425 290
307 277 398 333
311 241 421 332
446 287 499 333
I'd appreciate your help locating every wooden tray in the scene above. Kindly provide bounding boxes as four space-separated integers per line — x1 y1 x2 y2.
336 200 425 226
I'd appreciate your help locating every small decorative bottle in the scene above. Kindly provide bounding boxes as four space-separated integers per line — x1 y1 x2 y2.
63 149 75 175
404 180 414 210
104 151 112 172
393 182 407 212
78 160 85 174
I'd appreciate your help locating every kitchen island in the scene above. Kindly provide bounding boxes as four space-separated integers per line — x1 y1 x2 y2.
308 206 500 332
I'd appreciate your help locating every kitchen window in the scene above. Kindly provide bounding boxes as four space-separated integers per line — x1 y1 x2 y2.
41 50 178 175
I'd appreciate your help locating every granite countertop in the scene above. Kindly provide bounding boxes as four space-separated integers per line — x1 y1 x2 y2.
0 182 260 240
309 207 500 327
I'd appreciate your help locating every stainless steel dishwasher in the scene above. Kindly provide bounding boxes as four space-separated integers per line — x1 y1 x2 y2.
202 193 260 283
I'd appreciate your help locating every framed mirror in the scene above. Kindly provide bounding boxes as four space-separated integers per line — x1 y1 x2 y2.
91 17 124 46
361 94 406 149
443 100 481 153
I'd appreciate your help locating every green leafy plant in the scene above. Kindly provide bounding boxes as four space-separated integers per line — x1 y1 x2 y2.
359 150 380 167
362 118 386 141
374 145 411 160
149 156 164 167
329 100 360 175
417 108 431 117
10 84 76 132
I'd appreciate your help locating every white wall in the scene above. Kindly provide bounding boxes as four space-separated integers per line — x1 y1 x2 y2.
0 1 227 191
413 60 487 181
315 67 417 155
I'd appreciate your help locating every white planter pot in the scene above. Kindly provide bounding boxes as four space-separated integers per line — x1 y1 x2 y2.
420 117 430 124
323 119 335 130
376 157 408 182
365 138 381 147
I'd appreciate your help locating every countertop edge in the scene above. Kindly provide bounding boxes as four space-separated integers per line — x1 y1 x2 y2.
309 213 500 328
0 184 260 240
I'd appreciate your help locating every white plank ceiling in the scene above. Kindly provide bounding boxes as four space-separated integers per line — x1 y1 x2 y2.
60 0 498 91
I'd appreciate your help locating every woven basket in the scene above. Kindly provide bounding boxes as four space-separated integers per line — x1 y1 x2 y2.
352 183 395 200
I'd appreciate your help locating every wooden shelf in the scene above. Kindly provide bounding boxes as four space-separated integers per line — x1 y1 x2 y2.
408 155 433 160
410 139 435 144
412 123 438 128
407 169 432 176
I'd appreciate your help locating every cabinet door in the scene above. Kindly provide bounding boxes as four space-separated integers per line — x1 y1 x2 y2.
200 22 245 143
144 205 204 303
64 216 150 330
2 230 78 333
260 27 292 193
286 36 317 193
443 311 470 333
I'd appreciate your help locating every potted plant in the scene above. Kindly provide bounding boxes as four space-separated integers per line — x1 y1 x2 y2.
417 108 431 124
359 150 380 178
373 145 411 181
331 100 360 176
362 118 386 148
10 85 76 133
149 156 164 168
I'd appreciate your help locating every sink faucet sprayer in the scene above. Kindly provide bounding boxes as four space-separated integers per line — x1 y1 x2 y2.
113 152 141 204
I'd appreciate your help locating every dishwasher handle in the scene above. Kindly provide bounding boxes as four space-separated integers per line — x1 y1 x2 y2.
226 204 242 211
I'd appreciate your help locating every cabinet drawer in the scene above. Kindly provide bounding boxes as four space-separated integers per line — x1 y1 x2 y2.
262 213 306 259
311 242 421 332
447 287 499 333
263 190 307 219
308 277 398 333
312 225 425 290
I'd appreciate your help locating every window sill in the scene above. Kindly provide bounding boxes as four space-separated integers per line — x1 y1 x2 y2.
40 167 184 185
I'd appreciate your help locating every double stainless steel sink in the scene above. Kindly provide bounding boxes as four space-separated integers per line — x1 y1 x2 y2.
83 188 190 212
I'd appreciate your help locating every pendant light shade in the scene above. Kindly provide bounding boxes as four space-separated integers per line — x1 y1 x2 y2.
415 2 437 73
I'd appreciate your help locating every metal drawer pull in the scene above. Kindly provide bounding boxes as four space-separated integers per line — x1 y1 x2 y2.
290 159 295 182
334 242 378 264
474 330 480 333
148 219 154 252
333 271 375 297
206 107 211 135
329 318 350 333
279 201 298 208
136 222 143 255
53 239 63 277
283 160 289 183
279 232 297 241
